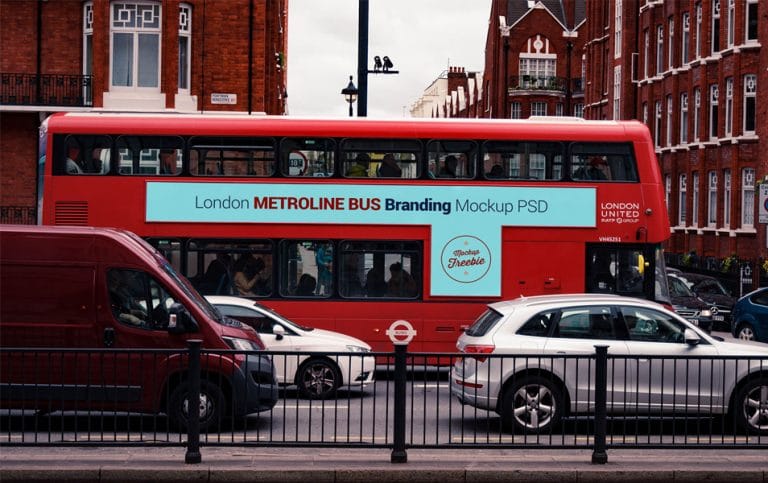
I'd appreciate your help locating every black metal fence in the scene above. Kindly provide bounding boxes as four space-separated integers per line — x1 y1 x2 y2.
0 206 36 225
0 73 92 107
1 343 766 464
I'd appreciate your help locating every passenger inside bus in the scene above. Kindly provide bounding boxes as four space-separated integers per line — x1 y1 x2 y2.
233 256 266 296
573 156 610 180
66 145 82 174
365 265 387 297
295 273 317 296
387 262 416 297
377 153 402 177
438 155 458 178
346 153 370 177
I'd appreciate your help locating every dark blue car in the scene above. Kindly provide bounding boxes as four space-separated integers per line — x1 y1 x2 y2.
731 287 768 343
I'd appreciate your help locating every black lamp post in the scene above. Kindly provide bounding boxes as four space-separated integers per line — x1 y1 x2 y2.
341 75 358 117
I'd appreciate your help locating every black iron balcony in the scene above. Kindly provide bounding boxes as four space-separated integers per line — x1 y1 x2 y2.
1 73 92 107
0 206 36 225
509 75 584 95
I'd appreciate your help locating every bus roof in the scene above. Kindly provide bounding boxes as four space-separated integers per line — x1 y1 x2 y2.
46 113 651 143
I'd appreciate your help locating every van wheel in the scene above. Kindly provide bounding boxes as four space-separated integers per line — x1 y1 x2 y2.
736 323 756 341
168 380 225 433
735 377 768 435
296 358 340 400
501 376 563 434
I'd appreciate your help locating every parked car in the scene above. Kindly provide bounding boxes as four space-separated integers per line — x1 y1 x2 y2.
731 287 768 344
667 273 714 332
451 294 768 435
676 272 737 331
206 296 375 399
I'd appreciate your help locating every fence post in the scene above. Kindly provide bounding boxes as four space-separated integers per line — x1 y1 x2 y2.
185 339 202 464
391 343 408 463
591 345 608 464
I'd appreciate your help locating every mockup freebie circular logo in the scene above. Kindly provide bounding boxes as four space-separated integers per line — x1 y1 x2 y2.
440 235 491 283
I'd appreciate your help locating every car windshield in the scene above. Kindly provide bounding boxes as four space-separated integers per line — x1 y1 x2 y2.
668 276 695 297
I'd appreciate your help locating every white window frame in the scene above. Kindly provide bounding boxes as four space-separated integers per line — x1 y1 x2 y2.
693 87 701 142
643 29 650 79
614 0 622 59
682 12 690 64
83 2 94 105
109 1 162 91
723 169 731 227
695 3 702 59
743 74 756 134
666 95 673 146
510 101 522 119
178 3 192 92
711 0 720 55
531 101 547 117
709 84 719 141
573 103 584 118
746 0 759 43
613 66 621 120
665 174 672 221
692 171 699 225
654 101 662 148
680 92 689 144
741 168 755 228
724 77 733 137
708 170 718 227
656 25 664 74
726 0 735 48
679 174 687 226
668 17 675 70
555 103 563 116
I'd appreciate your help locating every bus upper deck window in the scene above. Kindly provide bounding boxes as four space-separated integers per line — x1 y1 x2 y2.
481 141 564 181
60 135 112 175
340 139 421 179
279 138 336 177
188 137 276 177
569 142 638 182
426 140 477 180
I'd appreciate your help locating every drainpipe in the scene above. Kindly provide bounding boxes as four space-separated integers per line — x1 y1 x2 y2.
248 0 253 114
36 0 43 104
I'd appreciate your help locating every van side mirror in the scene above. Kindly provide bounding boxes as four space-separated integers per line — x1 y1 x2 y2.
683 328 701 346
272 323 285 341
168 303 198 334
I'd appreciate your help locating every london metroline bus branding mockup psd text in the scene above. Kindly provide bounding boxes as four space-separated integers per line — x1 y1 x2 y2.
146 183 596 297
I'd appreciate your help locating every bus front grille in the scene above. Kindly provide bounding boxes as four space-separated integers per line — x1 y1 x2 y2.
54 201 88 226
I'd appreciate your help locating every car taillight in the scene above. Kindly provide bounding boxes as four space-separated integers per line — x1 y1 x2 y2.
462 344 495 362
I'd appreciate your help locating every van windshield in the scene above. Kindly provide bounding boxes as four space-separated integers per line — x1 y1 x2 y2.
161 262 222 321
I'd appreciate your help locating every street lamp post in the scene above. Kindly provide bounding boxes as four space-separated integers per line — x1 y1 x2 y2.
341 75 358 117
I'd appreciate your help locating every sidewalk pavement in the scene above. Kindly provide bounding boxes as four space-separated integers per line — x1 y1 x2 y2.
1 446 766 483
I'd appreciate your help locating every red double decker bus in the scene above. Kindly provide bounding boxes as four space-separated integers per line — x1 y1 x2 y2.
39 113 671 352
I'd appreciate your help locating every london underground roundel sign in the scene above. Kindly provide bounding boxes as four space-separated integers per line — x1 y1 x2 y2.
386 320 417 346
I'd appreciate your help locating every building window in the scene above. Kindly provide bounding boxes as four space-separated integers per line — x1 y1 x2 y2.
83 2 93 105
668 16 675 70
110 2 162 90
709 84 719 140
695 3 702 58
723 169 731 227
693 87 701 142
746 0 758 42
656 25 664 74
708 170 717 227
665 174 672 220
666 95 673 146
642 102 648 125
178 4 191 91
555 103 563 116
519 36 557 89
743 74 756 134
680 92 689 144
742 168 755 228
531 102 547 116
614 0 622 58
679 174 687 226
654 101 662 148
682 12 690 64
711 0 720 55
613 66 621 120
510 102 522 119
724 77 733 137
643 29 649 79
573 103 584 118
692 171 699 225
726 0 735 48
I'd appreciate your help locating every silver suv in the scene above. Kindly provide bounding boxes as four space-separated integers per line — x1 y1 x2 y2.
451 294 768 435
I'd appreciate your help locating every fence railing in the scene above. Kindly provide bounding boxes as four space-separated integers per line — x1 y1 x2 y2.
0 206 36 225
1 343 766 465
0 73 92 107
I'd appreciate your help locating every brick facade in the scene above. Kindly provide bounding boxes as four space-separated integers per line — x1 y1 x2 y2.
0 0 287 218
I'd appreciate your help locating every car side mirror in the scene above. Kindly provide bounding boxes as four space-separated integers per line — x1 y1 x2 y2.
272 323 285 341
683 328 701 346
168 303 198 334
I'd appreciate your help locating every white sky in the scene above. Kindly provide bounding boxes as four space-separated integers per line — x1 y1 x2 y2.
287 0 492 118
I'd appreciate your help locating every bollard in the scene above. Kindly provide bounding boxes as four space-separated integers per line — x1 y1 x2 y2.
185 339 202 464
591 345 608 464
386 320 416 464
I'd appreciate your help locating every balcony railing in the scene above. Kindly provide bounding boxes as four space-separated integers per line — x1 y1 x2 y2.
0 206 37 225
508 75 584 95
0 73 92 107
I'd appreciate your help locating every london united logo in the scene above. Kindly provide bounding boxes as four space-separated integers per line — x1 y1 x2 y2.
440 235 492 283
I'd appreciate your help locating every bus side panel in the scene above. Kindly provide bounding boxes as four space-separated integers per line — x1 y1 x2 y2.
501 240 583 297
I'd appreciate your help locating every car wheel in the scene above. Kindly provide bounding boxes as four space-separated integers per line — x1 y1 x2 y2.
736 323 756 341
297 358 341 400
168 380 226 433
735 378 768 435
501 376 563 434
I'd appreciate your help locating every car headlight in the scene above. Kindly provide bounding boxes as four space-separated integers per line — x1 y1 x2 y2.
223 337 262 351
346 345 371 353
700 309 712 318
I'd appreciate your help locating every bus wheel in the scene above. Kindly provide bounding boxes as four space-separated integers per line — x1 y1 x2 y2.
168 380 225 432
735 377 768 435
297 359 341 400
501 376 563 434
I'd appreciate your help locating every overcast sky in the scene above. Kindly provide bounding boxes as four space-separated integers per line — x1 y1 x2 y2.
287 0 492 118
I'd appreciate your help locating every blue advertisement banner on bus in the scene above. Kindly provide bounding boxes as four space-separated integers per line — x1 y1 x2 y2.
146 182 596 296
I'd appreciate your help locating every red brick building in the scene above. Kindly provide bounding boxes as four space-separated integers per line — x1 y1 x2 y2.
0 0 287 222
584 0 767 281
481 0 586 120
